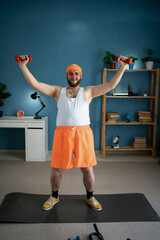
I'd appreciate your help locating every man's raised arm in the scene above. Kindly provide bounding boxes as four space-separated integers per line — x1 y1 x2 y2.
18 55 61 101
90 56 128 99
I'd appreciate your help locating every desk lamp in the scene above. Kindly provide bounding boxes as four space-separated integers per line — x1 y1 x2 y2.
31 92 45 119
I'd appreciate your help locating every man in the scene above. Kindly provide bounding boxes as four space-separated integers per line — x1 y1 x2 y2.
18 55 127 211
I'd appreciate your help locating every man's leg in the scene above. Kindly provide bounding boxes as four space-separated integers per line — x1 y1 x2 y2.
42 168 64 210
81 166 95 192
81 167 102 211
50 167 64 191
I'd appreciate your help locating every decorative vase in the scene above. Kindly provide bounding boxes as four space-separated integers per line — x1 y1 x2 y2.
146 61 154 69
0 111 3 117
110 63 116 69
128 91 134 96
129 63 134 69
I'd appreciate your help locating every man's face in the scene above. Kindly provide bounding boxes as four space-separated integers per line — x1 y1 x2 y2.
67 70 81 87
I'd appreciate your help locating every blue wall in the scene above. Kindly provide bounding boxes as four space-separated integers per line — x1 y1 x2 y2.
0 0 160 151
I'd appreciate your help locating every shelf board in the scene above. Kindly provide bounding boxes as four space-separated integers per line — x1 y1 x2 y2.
105 95 156 99
105 121 154 125
105 146 153 151
103 68 157 72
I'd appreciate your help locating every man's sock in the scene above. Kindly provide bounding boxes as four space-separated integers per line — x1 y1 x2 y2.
52 190 58 199
87 191 93 199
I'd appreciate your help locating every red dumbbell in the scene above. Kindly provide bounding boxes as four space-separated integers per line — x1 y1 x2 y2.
15 55 32 62
115 56 132 64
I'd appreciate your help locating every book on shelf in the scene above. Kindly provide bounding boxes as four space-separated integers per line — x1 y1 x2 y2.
133 137 147 149
134 137 146 144
138 116 152 119
133 143 147 149
107 119 117 123
138 117 152 122
138 111 152 122
107 112 120 121
138 111 151 116
138 118 152 122
112 93 128 96
107 112 119 117
107 115 120 119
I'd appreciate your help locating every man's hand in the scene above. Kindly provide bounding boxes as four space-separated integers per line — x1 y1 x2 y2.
18 55 29 67
117 55 128 68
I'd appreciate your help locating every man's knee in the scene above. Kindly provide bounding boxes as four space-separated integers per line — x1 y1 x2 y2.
51 167 64 176
81 167 94 176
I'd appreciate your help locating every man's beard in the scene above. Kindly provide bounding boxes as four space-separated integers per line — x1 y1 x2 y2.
67 78 81 87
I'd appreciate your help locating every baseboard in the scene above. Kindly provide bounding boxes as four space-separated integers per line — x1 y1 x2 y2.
0 150 25 161
0 150 25 153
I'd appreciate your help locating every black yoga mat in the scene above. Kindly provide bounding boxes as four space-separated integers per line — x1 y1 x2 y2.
0 192 159 223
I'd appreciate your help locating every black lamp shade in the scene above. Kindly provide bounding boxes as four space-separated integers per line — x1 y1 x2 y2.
31 92 37 100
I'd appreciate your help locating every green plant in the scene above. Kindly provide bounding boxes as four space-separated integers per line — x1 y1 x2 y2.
128 56 138 64
141 48 153 63
0 83 11 107
102 51 115 65
152 58 160 63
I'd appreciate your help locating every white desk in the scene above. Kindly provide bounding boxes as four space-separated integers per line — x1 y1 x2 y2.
0 116 48 161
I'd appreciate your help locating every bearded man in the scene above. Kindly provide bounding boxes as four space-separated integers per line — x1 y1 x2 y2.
18 56 127 211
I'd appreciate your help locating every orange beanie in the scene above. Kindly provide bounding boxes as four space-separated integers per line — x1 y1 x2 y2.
66 64 82 76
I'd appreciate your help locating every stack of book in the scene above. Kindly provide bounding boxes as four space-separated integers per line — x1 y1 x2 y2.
138 111 152 122
107 112 120 123
133 137 147 149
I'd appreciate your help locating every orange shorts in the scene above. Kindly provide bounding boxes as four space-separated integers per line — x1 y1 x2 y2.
51 125 97 169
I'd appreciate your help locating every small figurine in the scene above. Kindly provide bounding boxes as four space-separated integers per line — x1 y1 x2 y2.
112 135 120 149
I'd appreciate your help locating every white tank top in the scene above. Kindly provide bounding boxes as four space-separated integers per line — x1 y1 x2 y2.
56 87 90 126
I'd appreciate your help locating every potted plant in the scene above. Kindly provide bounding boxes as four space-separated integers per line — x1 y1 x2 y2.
127 83 133 96
128 56 138 69
102 51 116 69
151 58 160 64
0 83 11 117
141 48 154 69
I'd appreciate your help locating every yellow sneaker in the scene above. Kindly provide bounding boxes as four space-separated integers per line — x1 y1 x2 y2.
42 196 59 210
86 196 102 211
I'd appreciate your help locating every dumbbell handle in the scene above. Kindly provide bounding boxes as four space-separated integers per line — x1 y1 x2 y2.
15 55 32 62
115 56 132 64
